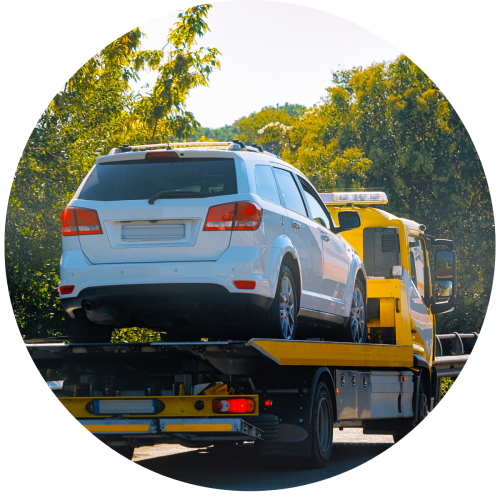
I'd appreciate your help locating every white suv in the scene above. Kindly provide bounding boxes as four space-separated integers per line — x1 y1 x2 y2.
59 141 367 343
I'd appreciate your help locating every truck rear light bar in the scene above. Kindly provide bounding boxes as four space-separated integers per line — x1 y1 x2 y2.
61 207 102 236
212 398 256 414
204 202 263 231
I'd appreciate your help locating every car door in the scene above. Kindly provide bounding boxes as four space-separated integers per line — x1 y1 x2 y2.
272 167 324 311
298 178 351 316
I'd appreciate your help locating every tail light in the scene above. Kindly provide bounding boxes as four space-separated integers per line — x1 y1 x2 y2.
59 285 75 295
61 207 102 236
212 398 256 414
234 202 263 230
204 202 262 231
234 281 256 290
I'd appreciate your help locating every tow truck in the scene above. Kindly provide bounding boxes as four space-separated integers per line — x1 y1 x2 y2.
27 190 474 468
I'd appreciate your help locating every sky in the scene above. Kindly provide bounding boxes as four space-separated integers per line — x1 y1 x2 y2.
136 1 402 128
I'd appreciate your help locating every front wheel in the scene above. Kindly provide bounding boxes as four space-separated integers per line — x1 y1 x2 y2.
337 279 367 343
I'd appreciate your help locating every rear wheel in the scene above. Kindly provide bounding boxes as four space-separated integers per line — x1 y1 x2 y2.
257 265 298 340
67 312 113 344
308 381 333 469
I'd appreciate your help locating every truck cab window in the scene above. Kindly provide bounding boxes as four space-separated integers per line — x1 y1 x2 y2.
409 236 425 298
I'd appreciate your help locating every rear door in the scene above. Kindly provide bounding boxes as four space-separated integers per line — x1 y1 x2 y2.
272 167 324 311
73 157 238 264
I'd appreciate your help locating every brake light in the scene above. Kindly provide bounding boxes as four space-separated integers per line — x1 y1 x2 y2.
204 203 235 231
204 202 262 231
212 398 256 414
59 285 75 295
233 202 263 231
61 207 102 236
145 151 179 160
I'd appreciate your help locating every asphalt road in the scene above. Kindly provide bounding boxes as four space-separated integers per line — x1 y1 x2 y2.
132 428 394 490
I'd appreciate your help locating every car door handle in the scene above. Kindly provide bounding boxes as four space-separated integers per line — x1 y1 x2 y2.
291 221 301 229
321 234 330 242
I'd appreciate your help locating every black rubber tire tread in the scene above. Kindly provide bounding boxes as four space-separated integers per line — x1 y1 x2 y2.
256 265 298 340
393 382 427 444
245 414 279 441
308 381 333 469
109 446 135 460
334 278 367 343
67 314 113 344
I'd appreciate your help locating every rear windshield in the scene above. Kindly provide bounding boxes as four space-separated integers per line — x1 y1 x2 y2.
77 158 238 201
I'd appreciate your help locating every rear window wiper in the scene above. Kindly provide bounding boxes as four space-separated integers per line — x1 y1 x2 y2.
148 190 208 204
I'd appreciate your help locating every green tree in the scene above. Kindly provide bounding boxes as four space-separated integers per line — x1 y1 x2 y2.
6 5 220 339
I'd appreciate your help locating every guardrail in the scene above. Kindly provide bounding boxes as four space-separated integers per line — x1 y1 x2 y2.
435 332 478 357
434 332 480 378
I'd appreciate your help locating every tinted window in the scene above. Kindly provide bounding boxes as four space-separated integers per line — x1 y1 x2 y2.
273 168 307 216
77 158 237 201
254 164 281 205
300 179 332 230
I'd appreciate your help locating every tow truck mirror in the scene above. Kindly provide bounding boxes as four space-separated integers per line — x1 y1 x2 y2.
333 211 361 234
431 249 457 314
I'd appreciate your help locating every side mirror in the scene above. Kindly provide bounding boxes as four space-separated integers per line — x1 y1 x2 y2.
431 249 457 314
332 211 361 234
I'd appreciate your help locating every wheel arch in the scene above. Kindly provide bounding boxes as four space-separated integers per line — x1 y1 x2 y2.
282 252 302 308
303 367 335 424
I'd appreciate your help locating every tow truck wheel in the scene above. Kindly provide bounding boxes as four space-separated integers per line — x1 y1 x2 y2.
109 445 135 460
308 381 333 469
393 382 428 443
67 312 113 343
337 279 367 343
258 265 298 340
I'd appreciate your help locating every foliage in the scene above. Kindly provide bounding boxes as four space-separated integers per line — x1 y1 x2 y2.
244 56 493 333
7 5 219 339
440 377 454 399
112 328 160 343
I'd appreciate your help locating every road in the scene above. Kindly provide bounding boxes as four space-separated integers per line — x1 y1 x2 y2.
132 428 394 490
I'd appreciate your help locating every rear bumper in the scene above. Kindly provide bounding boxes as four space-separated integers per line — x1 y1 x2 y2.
80 417 263 441
61 283 273 323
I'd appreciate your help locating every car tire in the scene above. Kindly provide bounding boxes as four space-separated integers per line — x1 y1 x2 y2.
67 312 113 344
336 278 367 343
257 265 298 340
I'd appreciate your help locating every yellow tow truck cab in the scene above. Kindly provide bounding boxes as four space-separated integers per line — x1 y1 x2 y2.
321 191 457 370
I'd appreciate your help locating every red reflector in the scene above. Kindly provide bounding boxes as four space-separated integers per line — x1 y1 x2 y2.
264 399 273 407
61 208 78 236
212 398 255 413
204 203 235 231
145 151 179 159
234 281 256 290
233 202 263 231
59 285 75 295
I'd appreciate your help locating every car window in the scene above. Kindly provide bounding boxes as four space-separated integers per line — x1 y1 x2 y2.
409 236 426 298
254 164 281 205
273 168 307 217
299 179 332 230
77 158 237 201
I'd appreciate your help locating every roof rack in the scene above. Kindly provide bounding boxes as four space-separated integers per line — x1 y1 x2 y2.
109 140 277 157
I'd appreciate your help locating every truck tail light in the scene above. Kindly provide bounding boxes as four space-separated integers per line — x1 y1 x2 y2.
212 398 255 414
204 203 236 231
61 207 102 236
233 202 263 230
204 202 262 231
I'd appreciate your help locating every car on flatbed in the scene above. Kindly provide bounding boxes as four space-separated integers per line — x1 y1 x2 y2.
59 140 367 344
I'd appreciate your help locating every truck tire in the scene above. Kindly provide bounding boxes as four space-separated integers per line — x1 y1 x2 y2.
308 381 333 468
257 265 298 340
246 414 280 443
393 382 428 443
109 445 135 460
67 313 113 344
336 279 367 343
